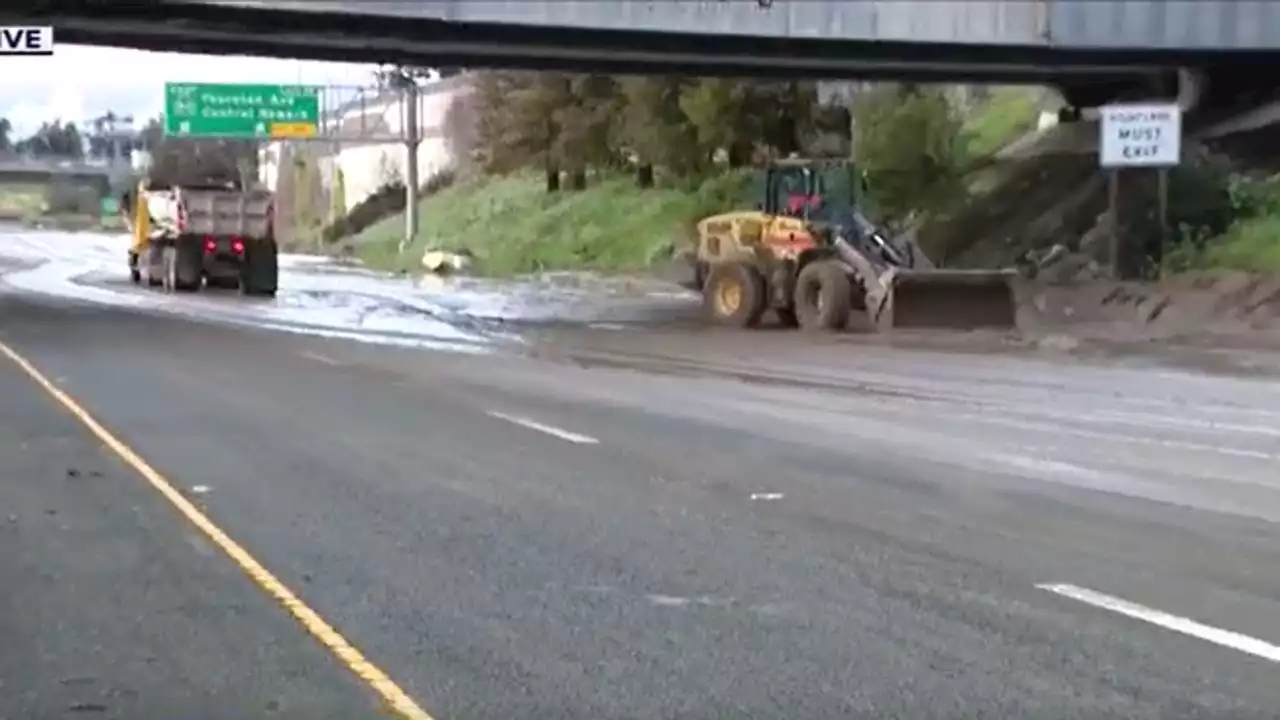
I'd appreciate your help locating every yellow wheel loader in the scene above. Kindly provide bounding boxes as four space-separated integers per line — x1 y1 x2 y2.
687 159 1016 331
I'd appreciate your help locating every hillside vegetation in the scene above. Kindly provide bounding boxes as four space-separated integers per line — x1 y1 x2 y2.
357 171 753 275
338 69 1278 281
350 77 1046 274
1166 173 1280 274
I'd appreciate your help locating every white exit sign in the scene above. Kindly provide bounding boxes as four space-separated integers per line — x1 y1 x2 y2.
0 26 54 55
1099 103 1181 168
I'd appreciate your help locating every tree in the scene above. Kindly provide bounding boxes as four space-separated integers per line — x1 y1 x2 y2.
16 120 84 157
679 79 755 167
552 74 622 189
86 111 136 160
441 90 480 176
136 115 257 187
470 71 829 189
0 118 11 153
749 81 819 160
477 71 574 191
472 71 533 174
853 84 966 224
617 76 700 185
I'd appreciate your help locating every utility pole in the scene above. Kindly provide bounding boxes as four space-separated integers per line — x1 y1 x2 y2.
92 112 135 202
399 70 422 256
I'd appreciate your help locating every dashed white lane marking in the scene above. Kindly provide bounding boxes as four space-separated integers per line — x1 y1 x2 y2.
1038 583 1280 663
486 411 599 445
299 350 343 366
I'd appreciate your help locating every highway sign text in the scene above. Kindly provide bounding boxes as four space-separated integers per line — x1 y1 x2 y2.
1099 103 1181 168
164 83 321 139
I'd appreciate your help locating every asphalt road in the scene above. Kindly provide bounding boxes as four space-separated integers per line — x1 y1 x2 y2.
3 290 1280 719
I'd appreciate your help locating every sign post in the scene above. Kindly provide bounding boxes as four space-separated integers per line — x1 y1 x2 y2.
1099 103 1182 279
163 82 321 139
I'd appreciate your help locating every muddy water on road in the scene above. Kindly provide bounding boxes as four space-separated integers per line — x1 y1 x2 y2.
5 226 1278 380
0 227 701 353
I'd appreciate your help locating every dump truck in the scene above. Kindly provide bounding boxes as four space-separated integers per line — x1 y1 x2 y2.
687 158 1016 331
122 156 278 297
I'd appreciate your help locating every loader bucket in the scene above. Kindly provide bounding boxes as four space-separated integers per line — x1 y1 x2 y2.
874 269 1017 331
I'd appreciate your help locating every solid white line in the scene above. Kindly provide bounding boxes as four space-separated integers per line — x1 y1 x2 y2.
1037 583 1280 663
486 411 599 445
299 350 343 366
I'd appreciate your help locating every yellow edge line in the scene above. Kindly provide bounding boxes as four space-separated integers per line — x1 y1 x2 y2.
0 340 435 720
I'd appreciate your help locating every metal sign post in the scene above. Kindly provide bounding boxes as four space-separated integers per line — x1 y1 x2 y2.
1098 103 1182 280
160 79 447 259
401 78 421 256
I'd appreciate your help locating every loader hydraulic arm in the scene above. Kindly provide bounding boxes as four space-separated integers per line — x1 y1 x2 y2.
838 210 909 268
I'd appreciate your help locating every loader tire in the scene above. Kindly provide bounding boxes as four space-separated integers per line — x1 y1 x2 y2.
793 260 852 331
775 307 800 328
703 262 766 328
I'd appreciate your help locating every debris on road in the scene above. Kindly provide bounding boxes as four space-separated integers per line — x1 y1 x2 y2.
421 248 474 275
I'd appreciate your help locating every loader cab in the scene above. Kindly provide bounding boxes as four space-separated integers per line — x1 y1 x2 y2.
758 161 864 223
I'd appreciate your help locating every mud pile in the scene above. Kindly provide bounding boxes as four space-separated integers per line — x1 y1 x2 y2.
1019 271 1280 344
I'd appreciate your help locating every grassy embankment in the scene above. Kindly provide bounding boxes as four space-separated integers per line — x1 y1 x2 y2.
1169 180 1280 274
0 182 124 232
352 88 1047 276
1202 214 1280 272
0 184 46 221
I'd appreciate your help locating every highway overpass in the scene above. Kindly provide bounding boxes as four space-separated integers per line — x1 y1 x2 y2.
13 1 1280 109
0 157 129 196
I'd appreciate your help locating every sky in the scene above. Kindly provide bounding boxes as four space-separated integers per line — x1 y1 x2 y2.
0 44 380 138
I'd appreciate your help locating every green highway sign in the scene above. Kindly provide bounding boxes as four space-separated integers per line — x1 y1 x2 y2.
163 82 321 139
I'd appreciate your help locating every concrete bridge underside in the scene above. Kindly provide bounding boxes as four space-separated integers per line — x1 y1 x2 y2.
0 3 1192 105
8 2 1278 114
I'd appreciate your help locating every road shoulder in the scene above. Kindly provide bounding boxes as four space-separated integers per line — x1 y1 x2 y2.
0 344 384 720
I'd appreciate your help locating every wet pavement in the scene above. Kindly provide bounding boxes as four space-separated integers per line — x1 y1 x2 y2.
5 287 1280 719
5 225 1280 383
7 227 1280 718
0 226 702 354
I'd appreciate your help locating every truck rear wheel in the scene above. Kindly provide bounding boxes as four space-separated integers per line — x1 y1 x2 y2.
793 260 852 331
702 262 766 328
144 244 165 287
164 239 203 292
239 238 278 298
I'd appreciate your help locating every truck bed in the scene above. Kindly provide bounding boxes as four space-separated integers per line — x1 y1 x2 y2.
145 186 273 240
